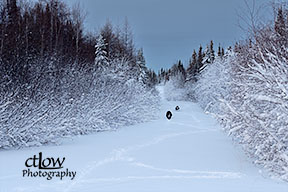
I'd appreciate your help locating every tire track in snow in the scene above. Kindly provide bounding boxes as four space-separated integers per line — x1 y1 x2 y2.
78 174 242 185
132 162 244 178
121 129 216 153
62 128 240 191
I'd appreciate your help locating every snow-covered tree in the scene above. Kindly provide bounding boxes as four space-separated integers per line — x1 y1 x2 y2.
221 47 225 57
202 40 215 65
196 45 204 73
0 1 160 150
186 50 197 82
209 40 215 62
95 34 109 71
193 13 288 181
275 7 286 37
136 48 148 84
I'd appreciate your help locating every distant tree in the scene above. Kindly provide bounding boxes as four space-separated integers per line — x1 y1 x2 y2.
44 3 51 53
0 0 156 94
122 17 134 60
218 44 221 57
177 60 186 80
136 48 148 84
196 45 203 73
101 20 114 60
34 2 44 58
203 40 215 64
158 68 166 83
95 34 108 71
0 3 6 58
209 40 215 62
168 60 186 87
72 3 85 63
221 47 225 57
147 69 158 87
186 50 197 82
5 0 20 65
275 7 286 37
217 44 225 58
21 6 33 60
234 42 240 53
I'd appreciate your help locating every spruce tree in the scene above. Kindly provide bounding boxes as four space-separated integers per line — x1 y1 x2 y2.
203 45 210 63
186 50 197 81
275 7 286 37
218 44 221 57
197 45 203 73
100 21 114 60
221 48 225 57
177 60 186 86
95 34 108 71
147 69 158 87
177 60 186 80
209 40 215 63
136 48 148 84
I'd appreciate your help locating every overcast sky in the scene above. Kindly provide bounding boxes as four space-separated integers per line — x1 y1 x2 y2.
62 0 273 71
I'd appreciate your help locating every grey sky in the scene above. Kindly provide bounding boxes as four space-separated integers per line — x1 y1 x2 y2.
63 0 273 71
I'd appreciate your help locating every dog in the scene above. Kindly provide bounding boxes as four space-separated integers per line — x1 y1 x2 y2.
175 106 180 111
166 111 172 120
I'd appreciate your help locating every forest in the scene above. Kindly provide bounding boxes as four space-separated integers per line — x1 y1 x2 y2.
163 4 288 181
1 0 288 183
0 0 159 149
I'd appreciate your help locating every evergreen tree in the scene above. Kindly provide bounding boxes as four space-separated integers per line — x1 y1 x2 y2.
136 48 148 84
186 50 197 81
158 68 166 83
196 45 203 73
147 69 158 87
177 60 186 79
176 60 186 87
218 44 221 57
95 34 108 71
203 41 215 64
221 47 225 57
275 7 286 37
203 45 210 63
217 44 225 59
101 21 114 60
168 60 186 87
209 40 215 62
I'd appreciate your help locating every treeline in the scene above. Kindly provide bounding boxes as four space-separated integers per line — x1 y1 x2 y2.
1 0 91 85
158 40 226 85
192 5 288 181
0 0 157 92
161 3 288 181
0 0 159 149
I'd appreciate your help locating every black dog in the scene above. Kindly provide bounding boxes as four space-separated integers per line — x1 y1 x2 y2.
166 111 172 120
175 106 180 111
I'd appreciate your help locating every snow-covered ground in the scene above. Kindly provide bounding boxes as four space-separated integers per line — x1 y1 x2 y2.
0 86 287 192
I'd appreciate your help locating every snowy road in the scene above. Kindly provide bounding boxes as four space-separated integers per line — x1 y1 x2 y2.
0 87 287 192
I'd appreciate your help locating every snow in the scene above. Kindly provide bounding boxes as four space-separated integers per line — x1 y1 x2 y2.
0 86 287 192
192 46 288 180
